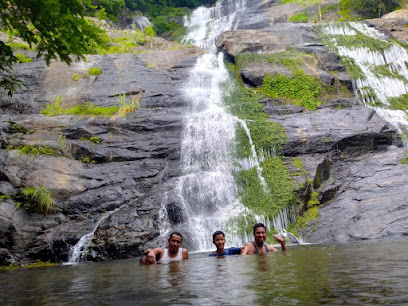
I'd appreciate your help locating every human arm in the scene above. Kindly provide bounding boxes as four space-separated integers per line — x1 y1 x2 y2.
140 248 164 265
240 242 253 255
182 248 189 260
273 235 287 252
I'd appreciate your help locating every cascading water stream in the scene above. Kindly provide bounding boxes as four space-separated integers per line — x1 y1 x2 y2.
321 22 408 137
67 207 121 264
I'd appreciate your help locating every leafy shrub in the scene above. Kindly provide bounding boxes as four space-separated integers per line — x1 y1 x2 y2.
144 26 156 37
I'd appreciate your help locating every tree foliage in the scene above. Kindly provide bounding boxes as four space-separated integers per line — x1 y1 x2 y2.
0 0 104 95
339 0 405 18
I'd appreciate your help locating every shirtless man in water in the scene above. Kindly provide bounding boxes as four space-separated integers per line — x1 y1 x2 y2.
140 231 188 265
241 223 287 255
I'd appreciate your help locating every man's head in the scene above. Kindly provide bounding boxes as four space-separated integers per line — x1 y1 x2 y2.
168 231 183 254
212 230 225 251
253 223 267 244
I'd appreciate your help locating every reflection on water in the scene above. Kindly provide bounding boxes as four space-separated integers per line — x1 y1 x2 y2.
1 238 408 305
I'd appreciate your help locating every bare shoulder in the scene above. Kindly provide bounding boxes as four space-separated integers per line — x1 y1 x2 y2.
241 242 255 255
182 248 188 259
244 241 254 248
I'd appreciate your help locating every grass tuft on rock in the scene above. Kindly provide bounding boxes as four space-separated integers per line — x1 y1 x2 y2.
17 186 55 215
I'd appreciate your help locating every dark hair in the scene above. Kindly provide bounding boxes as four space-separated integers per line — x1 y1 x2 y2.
212 230 225 241
169 231 183 240
253 223 267 233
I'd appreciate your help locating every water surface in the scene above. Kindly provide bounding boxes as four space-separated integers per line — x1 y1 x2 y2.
1 238 407 305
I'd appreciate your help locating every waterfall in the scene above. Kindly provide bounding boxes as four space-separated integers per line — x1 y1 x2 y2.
177 0 247 250
158 0 297 251
67 208 120 264
321 22 408 136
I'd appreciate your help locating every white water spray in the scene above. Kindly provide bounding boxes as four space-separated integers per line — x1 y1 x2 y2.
323 22 408 135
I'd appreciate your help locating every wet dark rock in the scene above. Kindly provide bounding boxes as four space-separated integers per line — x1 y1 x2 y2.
300 146 408 243
0 51 192 264
272 106 397 156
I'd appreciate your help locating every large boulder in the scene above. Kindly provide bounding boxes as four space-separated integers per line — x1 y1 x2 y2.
216 23 317 58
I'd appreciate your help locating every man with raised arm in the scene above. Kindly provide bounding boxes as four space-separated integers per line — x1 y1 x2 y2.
140 231 189 265
241 223 287 255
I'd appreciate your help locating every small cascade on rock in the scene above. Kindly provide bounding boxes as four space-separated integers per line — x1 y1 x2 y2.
235 118 268 191
159 0 298 251
321 22 408 137
67 208 120 264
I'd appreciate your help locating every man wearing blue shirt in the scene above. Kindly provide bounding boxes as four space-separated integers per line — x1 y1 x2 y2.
209 230 242 256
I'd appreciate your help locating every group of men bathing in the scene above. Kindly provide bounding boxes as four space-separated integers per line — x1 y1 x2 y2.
140 223 286 265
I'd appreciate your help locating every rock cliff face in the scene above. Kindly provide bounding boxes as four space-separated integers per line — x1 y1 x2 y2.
216 0 408 244
1 0 408 265
0 49 200 264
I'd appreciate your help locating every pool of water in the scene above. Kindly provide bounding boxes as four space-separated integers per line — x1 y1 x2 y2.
1 238 408 305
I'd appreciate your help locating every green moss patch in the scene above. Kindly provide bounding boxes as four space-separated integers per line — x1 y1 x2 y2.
223 84 287 156
260 70 322 110
324 32 392 52
388 94 408 111
234 157 298 219
341 56 364 79
371 64 406 82
290 12 310 23
288 206 319 237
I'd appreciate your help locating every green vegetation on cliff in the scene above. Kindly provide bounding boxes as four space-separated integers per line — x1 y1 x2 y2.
224 49 336 238
280 0 407 21
223 84 287 156
16 186 55 215
260 71 321 110
234 50 352 111
222 75 299 234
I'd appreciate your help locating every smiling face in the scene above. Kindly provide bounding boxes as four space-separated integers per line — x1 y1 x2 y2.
213 234 225 251
168 234 182 254
254 226 267 244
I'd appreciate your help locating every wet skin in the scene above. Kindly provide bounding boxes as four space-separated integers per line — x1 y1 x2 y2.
213 234 226 254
